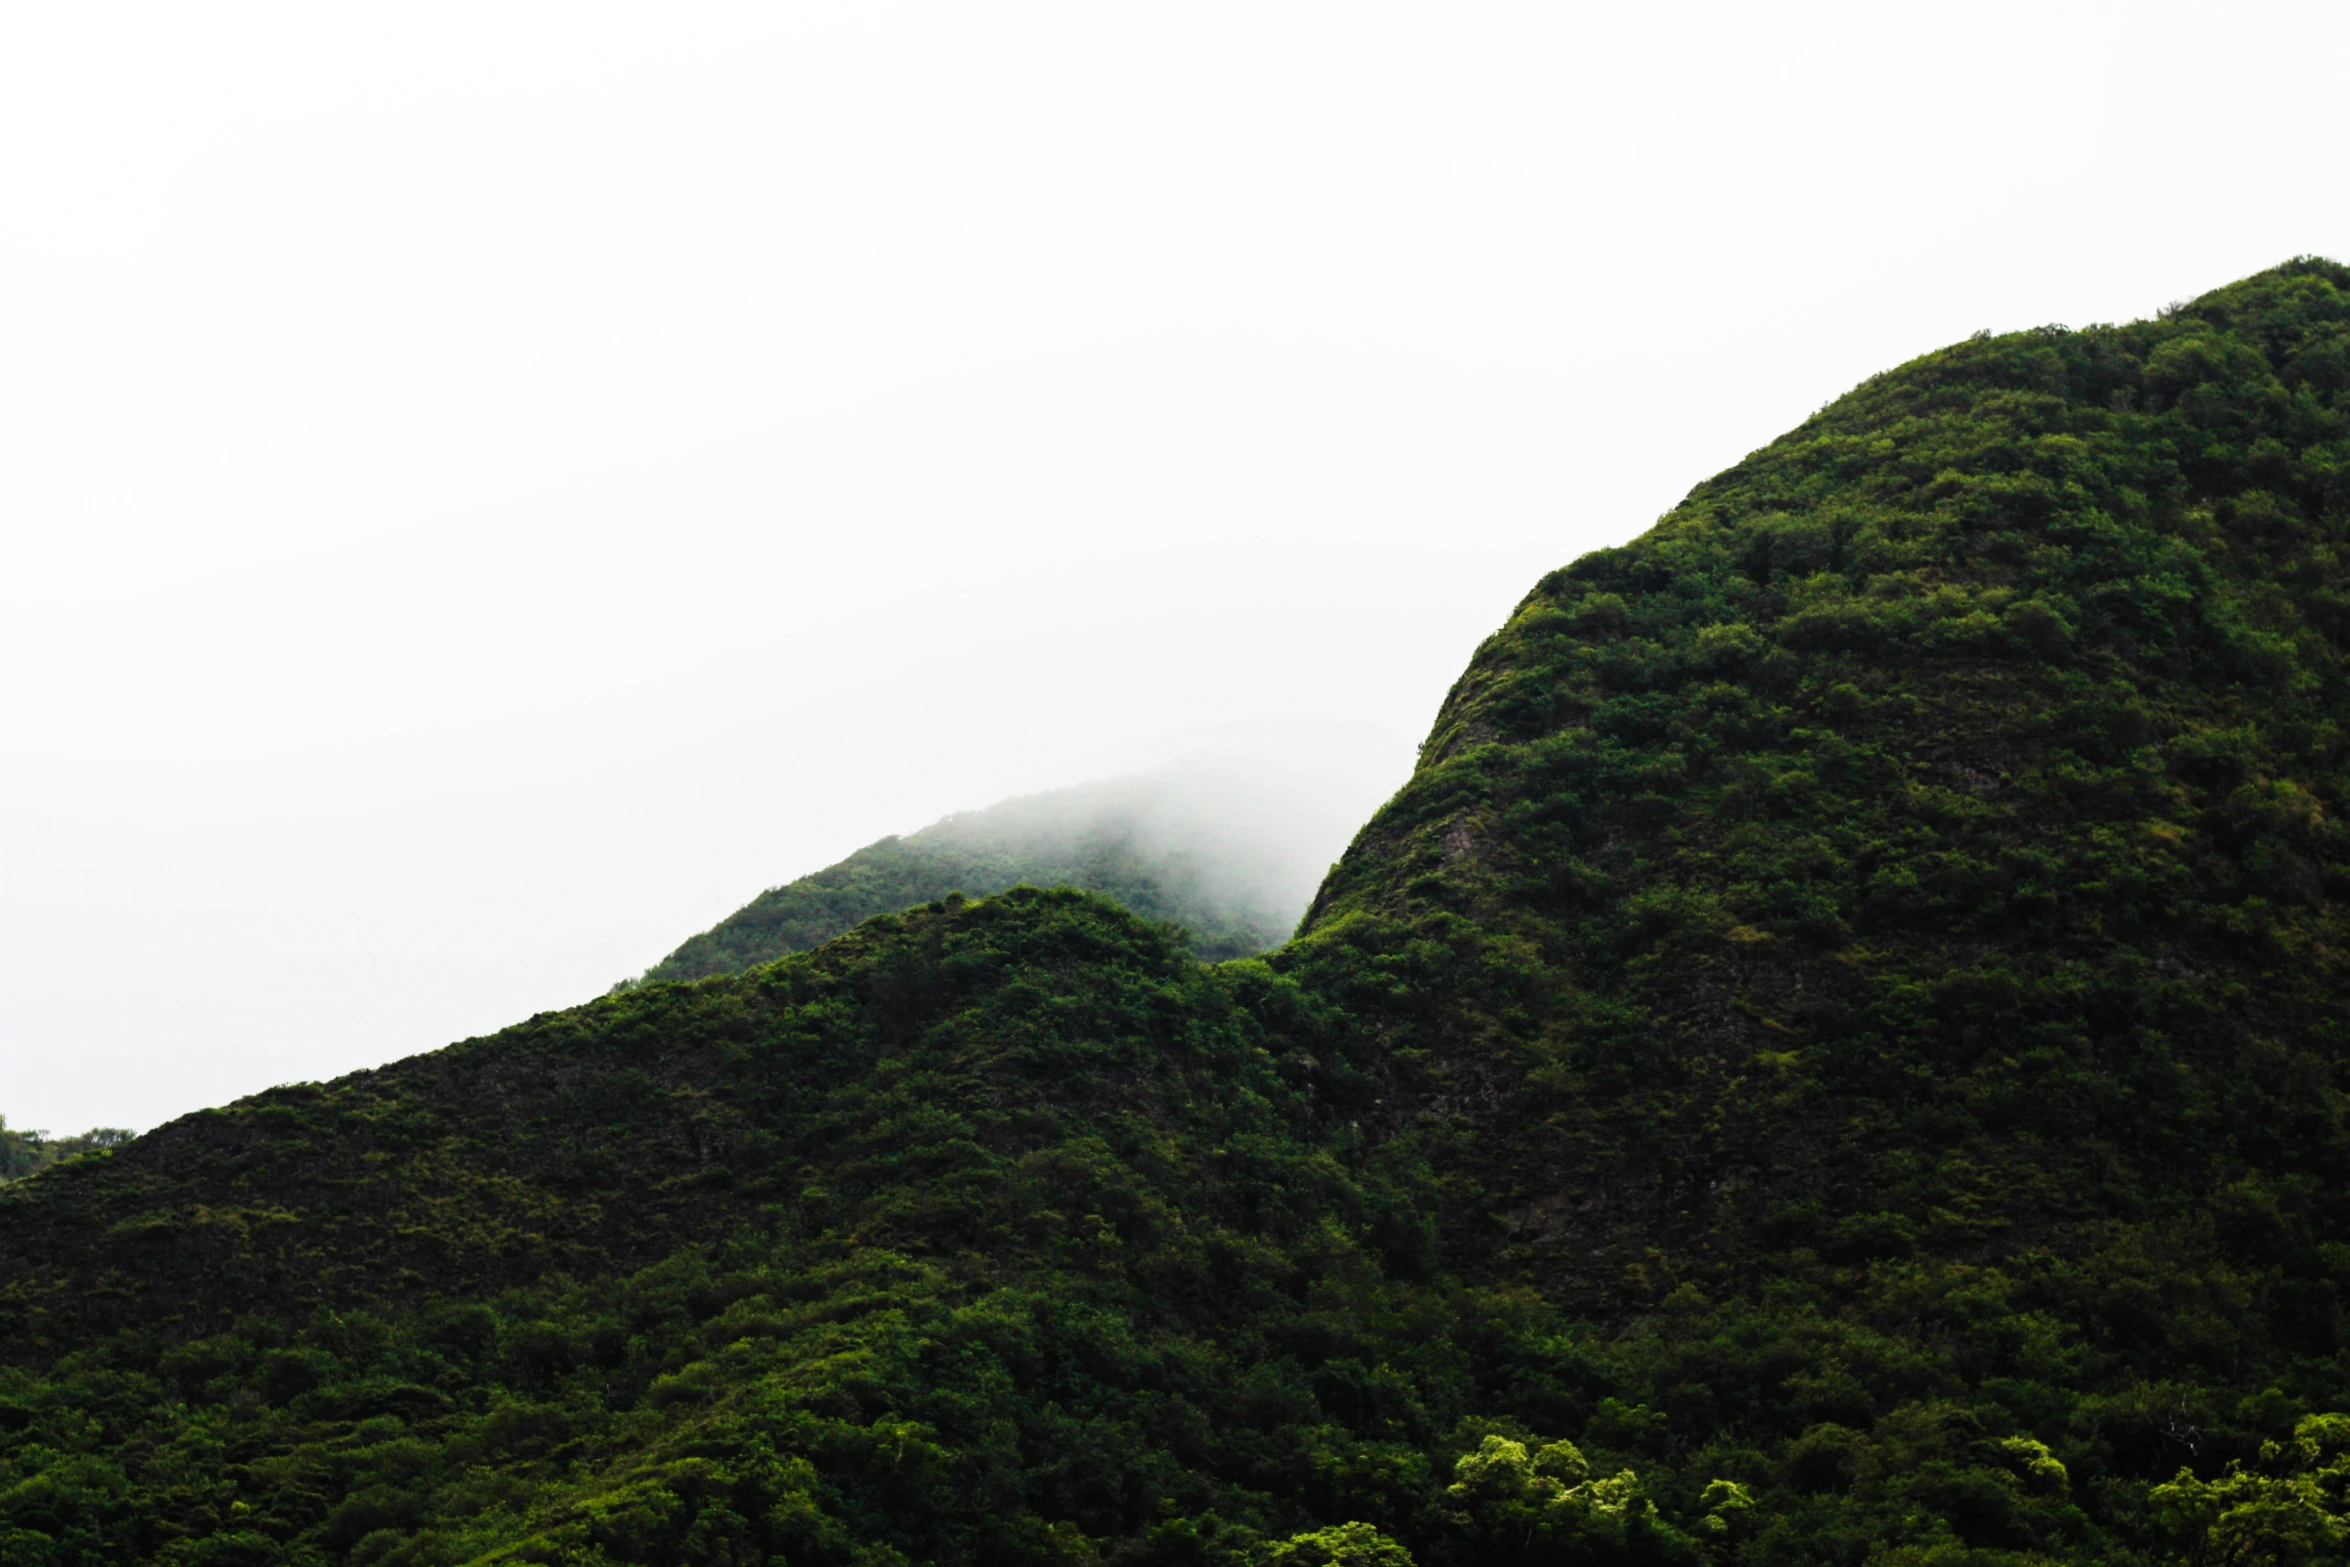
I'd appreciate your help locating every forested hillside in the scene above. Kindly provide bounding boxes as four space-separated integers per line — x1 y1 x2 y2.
4 258 2349 1567
640 767 1342 983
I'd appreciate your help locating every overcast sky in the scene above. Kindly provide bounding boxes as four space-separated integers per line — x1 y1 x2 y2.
5 1 2347 1133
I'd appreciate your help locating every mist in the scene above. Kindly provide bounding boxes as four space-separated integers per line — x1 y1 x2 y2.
637 734 1418 979
907 745 1402 950
5 2 2348 1136
4 548 1457 1135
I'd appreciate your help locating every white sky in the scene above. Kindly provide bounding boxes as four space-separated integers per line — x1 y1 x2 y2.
4 1 2347 1133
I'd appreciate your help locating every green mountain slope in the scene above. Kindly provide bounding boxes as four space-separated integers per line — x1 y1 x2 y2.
641 769 1327 982
4 258 2349 1567
1301 255 2350 1311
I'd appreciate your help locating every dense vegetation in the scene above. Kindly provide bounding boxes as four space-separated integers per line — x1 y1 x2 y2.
640 776 1307 983
0 1120 131 1185
5 258 2350 1567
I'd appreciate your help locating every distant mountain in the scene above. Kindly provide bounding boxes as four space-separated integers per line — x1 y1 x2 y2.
0 1119 130 1185
640 764 1349 981
6 258 2350 1567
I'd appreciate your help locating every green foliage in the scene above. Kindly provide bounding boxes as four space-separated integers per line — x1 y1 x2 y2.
0 891 1556 1565
2149 1413 2350 1567
1266 1521 1416 1566
1306 256 2350 1310
1442 1432 1686 1565
6 257 2350 1565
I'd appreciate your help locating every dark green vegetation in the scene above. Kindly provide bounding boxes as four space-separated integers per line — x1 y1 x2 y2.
0 1121 131 1186
6 257 2350 1567
641 775 1310 983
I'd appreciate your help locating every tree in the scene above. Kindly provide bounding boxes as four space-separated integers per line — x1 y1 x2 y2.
1266 1521 1416 1567
2152 1415 2350 1567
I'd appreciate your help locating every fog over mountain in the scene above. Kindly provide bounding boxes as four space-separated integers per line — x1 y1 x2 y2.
8 4 2345 1142
14 262 2350 1564
641 749 1394 983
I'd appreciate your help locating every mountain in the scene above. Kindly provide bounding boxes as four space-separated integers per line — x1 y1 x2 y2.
0 1122 131 1186
4 257 2349 1567
639 760 1368 982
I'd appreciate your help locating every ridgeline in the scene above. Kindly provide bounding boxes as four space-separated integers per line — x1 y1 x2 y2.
638 770 1316 984
5 258 2349 1567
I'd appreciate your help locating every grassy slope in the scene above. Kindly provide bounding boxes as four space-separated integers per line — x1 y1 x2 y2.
4 259 2350 1567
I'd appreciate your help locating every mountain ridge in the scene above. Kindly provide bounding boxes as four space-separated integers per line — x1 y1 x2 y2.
637 762 1357 983
4 256 2349 1567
